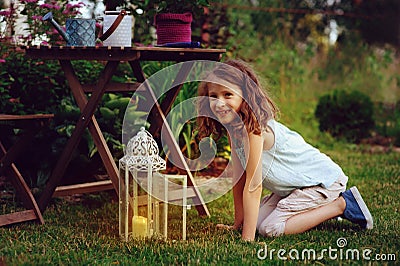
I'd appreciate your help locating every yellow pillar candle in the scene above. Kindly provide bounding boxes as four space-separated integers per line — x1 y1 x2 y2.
132 215 148 238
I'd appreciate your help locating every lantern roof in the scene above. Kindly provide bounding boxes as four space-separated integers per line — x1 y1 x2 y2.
120 127 166 171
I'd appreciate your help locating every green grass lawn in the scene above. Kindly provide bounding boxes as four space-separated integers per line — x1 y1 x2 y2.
1 146 399 265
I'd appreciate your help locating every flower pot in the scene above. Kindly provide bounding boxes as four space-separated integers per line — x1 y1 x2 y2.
154 12 192 45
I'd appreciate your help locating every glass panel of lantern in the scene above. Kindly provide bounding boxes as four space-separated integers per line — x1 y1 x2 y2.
118 127 167 241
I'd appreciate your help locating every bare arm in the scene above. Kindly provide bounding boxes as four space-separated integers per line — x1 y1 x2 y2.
231 149 245 229
216 139 246 230
241 133 263 241
217 133 265 240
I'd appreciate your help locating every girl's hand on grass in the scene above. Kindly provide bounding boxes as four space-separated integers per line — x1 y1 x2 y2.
216 224 241 230
216 224 234 230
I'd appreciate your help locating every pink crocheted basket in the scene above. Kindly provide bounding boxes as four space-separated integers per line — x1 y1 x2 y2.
155 12 193 45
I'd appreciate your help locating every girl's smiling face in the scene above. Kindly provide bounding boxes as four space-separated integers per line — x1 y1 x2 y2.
207 82 244 125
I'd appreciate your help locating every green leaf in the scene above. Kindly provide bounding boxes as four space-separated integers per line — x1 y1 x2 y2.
100 107 116 120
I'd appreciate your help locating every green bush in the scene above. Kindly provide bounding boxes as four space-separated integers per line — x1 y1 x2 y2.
315 89 374 143
374 101 400 146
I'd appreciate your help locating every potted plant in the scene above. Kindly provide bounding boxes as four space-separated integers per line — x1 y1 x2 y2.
136 0 209 45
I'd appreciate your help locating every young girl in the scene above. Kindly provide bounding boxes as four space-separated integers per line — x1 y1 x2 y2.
197 59 373 241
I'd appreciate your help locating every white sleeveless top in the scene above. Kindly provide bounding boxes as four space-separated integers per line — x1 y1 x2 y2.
234 120 344 197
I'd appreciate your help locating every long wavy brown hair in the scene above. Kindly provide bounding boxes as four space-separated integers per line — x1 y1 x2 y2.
196 59 279 140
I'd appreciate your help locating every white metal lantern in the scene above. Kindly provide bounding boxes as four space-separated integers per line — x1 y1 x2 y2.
119 127 167 241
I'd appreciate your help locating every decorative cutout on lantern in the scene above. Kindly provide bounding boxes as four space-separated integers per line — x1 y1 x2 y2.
120 127 166 172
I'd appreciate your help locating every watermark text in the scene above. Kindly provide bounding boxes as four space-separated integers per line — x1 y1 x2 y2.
257 237 397 262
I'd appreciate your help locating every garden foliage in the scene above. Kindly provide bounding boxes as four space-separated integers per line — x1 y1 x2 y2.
315 89 374 143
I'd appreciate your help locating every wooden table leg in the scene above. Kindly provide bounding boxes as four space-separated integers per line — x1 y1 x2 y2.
0 160 45 226
58 60 119 191
38 61 120 212
0 127 44 226
129 60 210 217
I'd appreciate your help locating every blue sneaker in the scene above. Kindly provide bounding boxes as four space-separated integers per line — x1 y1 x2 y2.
341 186 373 229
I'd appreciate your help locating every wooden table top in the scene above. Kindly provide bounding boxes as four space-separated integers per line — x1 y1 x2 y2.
23 45 226 62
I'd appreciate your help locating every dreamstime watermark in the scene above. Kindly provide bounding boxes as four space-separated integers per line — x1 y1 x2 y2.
257 237 397 262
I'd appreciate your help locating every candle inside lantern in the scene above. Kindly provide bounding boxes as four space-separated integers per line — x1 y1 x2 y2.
132 215 148 238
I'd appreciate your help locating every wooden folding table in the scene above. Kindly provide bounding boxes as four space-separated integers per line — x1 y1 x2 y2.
24 46 225 217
